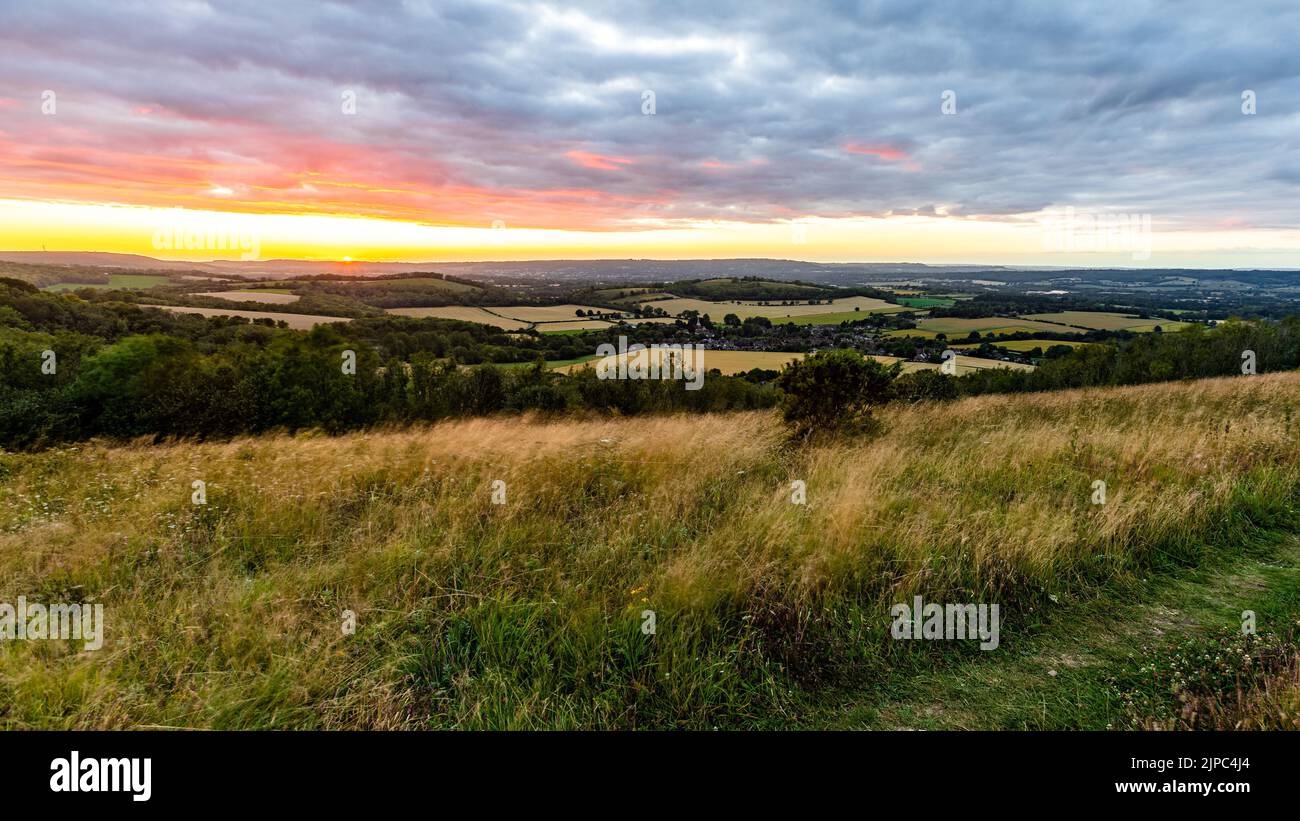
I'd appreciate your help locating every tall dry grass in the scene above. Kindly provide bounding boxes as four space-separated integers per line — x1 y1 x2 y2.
1 372 1298 728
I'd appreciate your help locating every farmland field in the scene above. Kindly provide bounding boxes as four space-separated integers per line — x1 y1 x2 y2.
560 348 799 375
915 317 1087 336
896 296 955 308
489 304 612 323
535 319 613 332
386 304 619 331
45 274 170 291
1022 311 1192 332
560 349 1031 376
352 277 479 292
784 310 892 325
195 290 301 304
951 339 1094 352
156 306 350 330
385 306 532 330
635 295 906 322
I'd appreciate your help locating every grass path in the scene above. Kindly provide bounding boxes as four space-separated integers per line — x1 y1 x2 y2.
804 535 1300 729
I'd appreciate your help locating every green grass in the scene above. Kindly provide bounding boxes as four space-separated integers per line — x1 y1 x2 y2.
805 535 1300 729
896 297 955 308
3 373 1299 729
45 274 170 291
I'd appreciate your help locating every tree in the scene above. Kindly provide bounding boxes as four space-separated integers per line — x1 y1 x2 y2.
775 349 900 439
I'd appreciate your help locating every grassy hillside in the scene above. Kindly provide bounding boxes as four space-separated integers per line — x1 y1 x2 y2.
3 372 1299 728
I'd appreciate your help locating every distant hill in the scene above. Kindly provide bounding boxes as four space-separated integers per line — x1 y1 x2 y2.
0 251 223 272
2 252 1297 291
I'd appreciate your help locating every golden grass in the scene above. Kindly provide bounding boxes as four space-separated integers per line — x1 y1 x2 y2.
2 372 1299 728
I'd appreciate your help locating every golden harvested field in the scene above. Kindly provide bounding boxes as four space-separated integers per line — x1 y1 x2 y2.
384 306 532 330
491 304 612 322
636 295 905 321
560 349 1031 376
944 355 1035 372
536 319 614 332
561 349 801 375
195 290 301 305
916 317 1086 336
156 306 349 329
1022 311 1192 332
951 339 1094 352
385 304 615 330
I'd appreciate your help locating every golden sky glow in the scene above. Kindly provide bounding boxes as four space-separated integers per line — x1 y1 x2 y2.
3 199 1300 268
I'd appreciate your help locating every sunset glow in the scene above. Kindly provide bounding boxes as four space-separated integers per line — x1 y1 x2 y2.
1 1 1297 267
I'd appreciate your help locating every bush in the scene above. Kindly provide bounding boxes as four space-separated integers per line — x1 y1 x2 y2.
890 368 958 404
775 349 900 438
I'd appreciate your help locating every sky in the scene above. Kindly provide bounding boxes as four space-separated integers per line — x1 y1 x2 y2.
0 0 1298 267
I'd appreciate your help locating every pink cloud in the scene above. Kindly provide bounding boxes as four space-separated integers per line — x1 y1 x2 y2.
842 142 907 161
565 150 634 171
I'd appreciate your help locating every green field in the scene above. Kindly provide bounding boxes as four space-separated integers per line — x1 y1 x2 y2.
45 274 170 291
785 310 879 325
951 339 1094 352
641 296 905 323
353 277 479 292
896 296 955 308
1021 311 1192 332
883 317 1086 339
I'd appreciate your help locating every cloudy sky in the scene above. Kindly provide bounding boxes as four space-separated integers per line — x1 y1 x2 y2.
1 0 1298 265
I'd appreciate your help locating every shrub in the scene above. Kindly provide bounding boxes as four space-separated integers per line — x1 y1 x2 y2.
775 349 900 438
